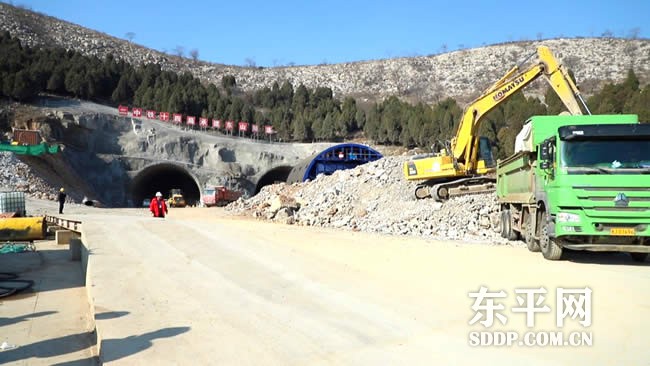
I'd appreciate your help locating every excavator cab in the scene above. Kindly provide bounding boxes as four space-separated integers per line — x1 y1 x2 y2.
476 137 496 173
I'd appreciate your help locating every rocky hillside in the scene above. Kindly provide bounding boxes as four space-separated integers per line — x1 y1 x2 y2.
1 3 649 104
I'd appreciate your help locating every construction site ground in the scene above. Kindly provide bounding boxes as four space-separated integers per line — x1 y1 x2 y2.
0 240 97 365
1 201 649 365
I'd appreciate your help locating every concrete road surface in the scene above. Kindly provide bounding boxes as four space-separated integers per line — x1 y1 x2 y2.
73 207 649 365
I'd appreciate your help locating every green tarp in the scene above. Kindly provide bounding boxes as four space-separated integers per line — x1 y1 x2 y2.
0 143 60 155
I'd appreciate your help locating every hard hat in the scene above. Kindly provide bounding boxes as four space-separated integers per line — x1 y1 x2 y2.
155 192 162 197
60 188 65 192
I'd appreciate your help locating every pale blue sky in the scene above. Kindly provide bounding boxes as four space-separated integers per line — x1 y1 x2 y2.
4 0 648 67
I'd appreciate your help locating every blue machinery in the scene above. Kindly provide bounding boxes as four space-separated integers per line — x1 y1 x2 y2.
287 143 383 183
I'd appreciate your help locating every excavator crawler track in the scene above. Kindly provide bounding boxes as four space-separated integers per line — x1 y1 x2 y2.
415 176 496 201
432 177 496 201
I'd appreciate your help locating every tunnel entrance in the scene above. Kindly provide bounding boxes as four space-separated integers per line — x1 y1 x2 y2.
255 165 293 194
130 163 201 207
286 143 383 184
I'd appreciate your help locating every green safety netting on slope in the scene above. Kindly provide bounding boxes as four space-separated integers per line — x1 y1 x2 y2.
0 143 60 155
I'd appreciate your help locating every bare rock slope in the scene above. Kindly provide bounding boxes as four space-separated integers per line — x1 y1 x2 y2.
1 3 648 104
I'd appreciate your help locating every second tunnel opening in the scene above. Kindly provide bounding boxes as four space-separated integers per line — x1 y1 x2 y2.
130 163 201 207
255 166 293 194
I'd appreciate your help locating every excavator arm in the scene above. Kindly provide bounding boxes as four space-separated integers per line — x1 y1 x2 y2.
404 45 590 200
452 46 589 173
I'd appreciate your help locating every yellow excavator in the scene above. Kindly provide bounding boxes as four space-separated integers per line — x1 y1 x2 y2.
403 46 591 201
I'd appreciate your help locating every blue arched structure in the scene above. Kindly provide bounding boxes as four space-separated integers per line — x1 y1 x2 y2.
287 143 383 183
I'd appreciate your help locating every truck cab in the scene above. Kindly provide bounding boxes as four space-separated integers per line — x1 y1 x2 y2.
497 114 650 261
202 186 243 207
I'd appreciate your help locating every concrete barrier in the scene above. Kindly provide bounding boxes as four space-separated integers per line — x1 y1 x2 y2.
56 230 72 245
69 238 82 261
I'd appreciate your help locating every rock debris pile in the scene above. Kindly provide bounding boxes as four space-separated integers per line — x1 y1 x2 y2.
227 156 513 244
0 152 59 200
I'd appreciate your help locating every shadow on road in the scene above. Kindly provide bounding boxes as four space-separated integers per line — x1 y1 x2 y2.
0 326 190 365
0 331 95 364
563 250 649 266
0 310 57 327
100 326 191 363
10 247 86 296
51 357 100 366
94 311 129 320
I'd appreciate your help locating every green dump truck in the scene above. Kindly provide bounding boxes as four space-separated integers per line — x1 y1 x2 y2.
496 114 650 261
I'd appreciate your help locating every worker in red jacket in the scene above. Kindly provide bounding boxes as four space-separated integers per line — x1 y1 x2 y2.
149 192 168 218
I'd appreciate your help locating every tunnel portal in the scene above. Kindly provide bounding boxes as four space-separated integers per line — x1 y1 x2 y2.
255 166 293 194
286 143 383 184
130 163 202 207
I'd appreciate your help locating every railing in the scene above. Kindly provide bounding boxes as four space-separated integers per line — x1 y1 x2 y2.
44 215 82 232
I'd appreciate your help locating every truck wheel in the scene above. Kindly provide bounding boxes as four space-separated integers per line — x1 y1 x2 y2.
538 211 562 260
524 211 540 252
504 210 519 241
630 253 648 263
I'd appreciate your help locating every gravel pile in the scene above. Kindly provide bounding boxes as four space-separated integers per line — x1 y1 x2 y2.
227 156 512 244
0 152 60 201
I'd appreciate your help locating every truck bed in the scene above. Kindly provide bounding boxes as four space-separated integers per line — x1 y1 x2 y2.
496 150 536 204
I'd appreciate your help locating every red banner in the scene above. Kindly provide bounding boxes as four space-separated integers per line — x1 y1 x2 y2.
146 110 156 119
212 119 221 128
238 121 249 132
187 116 196 125
252 124 259 133
264 125 274 134
199 117 208 127
225 120 234 131
132 108 142 117
118 105 129 115
159 112 170 121
173 114 183 124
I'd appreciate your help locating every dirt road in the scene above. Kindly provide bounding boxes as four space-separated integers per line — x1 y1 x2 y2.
71 206 650 364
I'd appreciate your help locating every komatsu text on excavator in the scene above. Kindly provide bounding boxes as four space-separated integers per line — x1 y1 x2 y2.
403 46 591 201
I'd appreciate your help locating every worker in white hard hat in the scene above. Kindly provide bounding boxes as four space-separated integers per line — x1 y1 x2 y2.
149 191 168 218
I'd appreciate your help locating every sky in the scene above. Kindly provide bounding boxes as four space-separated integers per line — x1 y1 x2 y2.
4 0 649 67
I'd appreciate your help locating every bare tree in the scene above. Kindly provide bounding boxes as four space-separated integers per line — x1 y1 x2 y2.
601 29 613 38
190 49 199 61
440 44 448 53
125 32 135 42
536 32 543 40
563 55 580 71
244 57 256 67
174 46 185 57
627 27 641 39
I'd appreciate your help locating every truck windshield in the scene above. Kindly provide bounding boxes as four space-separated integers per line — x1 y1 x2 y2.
203 189 215 195
561 139 650 172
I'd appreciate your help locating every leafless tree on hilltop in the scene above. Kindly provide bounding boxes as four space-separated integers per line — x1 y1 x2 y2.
190 49 199 61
